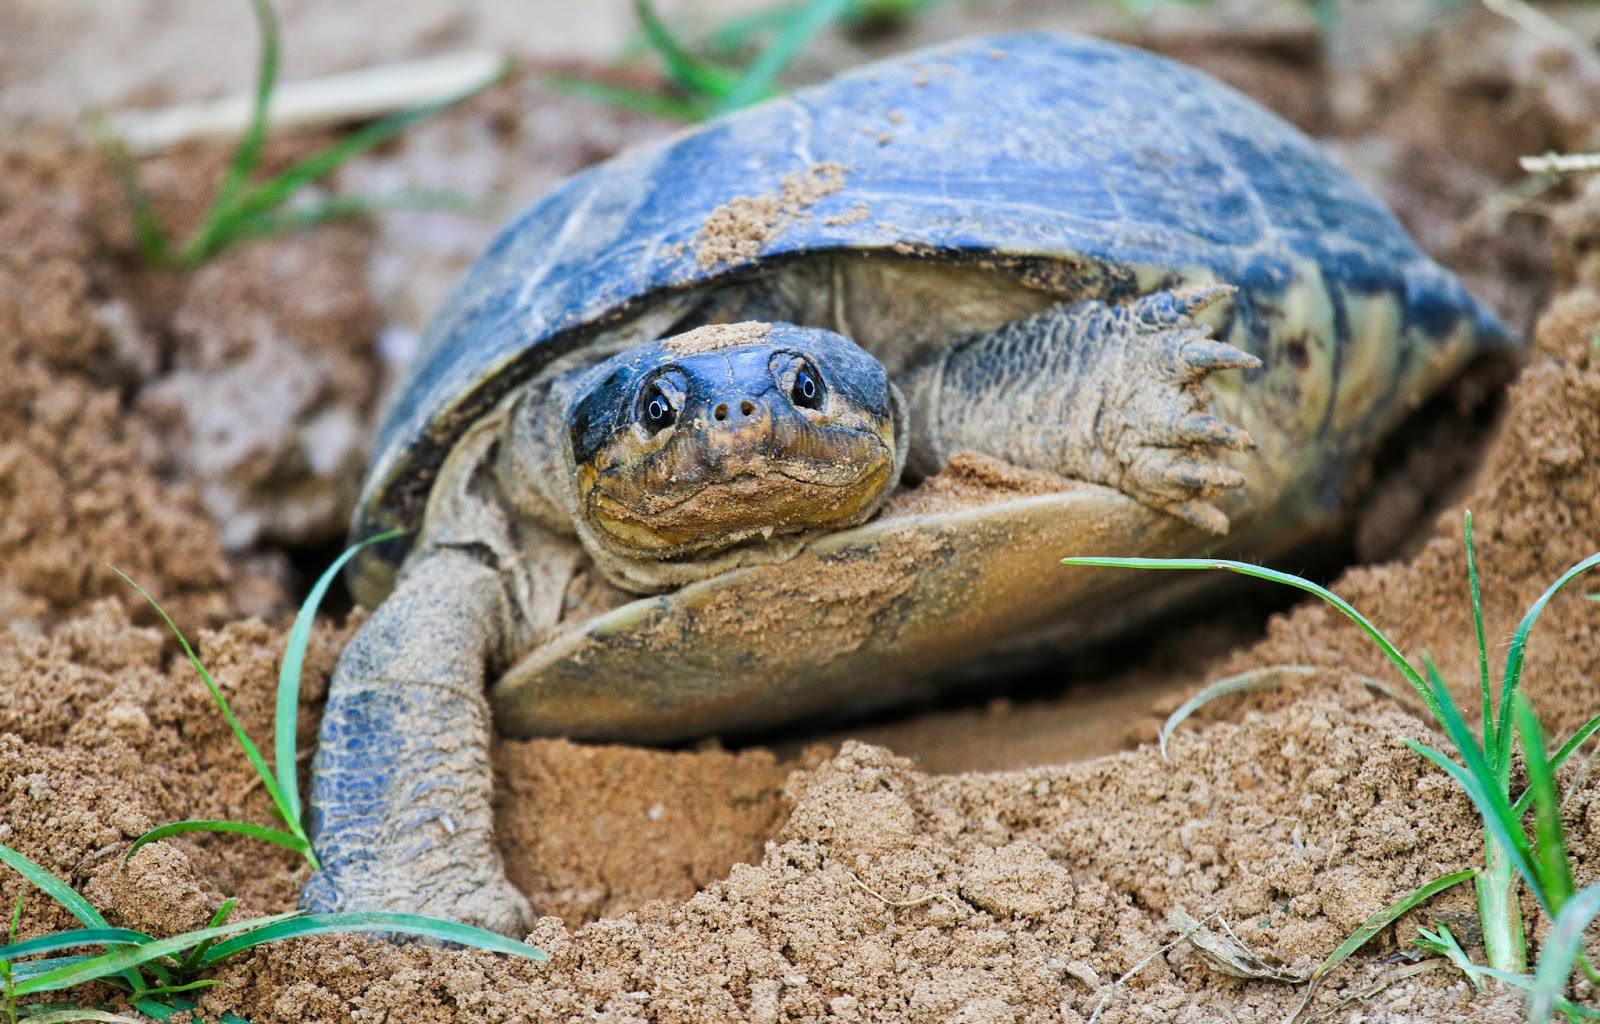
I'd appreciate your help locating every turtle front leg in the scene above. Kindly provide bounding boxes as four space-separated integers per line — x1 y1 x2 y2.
901 286 1260 534
302 548 532 937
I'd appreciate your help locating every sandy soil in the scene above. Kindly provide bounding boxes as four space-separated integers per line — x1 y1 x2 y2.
3 5 1600 1024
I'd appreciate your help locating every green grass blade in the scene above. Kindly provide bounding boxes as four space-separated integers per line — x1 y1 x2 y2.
199 912 546 965
0 847 110 931
131 979 224 999
129 998 182 1021
274 529 407 838
1531 882 1600 1023
1510 711 1600 819
1494 552 1600 787
1404 739 1544 910
714 0 851 114
1515 695 1576 913
1422 654 1484 762
124 821 309 866
1310 868 1476 981
633 0 742 98
221 190 482 244
181 61 505 265
1550 713 1600 772
179 899 236 974
545 74 706 120
1467 966 1600 1021
88 120 171 266
703 3 806 55
14 914 298 997
10 958 91 984
14 1011 145 1024
141 956 172 986
109 568 290 818
1414 923 1486 992
1060 557 1436 713
1464 512 1493 751
211 0 280 218
0 930 150 960
1418 652 1542 908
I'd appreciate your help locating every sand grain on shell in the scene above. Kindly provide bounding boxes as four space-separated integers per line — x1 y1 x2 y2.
693 162 846 271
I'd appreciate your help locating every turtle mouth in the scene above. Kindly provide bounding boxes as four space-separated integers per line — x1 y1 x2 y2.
580 429 898 557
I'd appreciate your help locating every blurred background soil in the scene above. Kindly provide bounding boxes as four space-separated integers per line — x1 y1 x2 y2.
3 1 1600 1021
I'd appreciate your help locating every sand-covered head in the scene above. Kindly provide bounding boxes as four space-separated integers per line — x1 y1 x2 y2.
559 322 902 569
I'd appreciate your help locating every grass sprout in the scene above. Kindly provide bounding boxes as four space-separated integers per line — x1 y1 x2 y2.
112 529 401 870
0 846 543 1024
6 530 545 1020
1064 510 1600 1019
561 0 1372 122
556 0 946 121
102 0 497 268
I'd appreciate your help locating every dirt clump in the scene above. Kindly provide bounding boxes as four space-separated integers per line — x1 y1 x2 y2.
0 138 262 631
694 162 847 271
660 320 773 356
886 451 1077 519
0 601 339 932
140 226 384 550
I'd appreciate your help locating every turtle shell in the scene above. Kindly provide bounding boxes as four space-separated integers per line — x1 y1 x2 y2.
351 29 1511 604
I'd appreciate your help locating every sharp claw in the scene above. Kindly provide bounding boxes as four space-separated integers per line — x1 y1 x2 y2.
1164 459 1246 492
1132 284 1238 326
1170 499 1230 535
1170 283 1237 317
1180 338 1262 374
1174 413 1255 451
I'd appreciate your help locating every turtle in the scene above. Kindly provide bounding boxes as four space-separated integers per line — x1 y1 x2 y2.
303 31 1516 935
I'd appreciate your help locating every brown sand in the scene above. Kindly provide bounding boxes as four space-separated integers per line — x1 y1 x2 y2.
1 12 1599 1024
884 451 1080 519
0 137 264 631
660 321 773 356
693 162 847 271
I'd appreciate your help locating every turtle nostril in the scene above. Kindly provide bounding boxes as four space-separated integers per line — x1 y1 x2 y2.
739 400 755 417
713 403 729 421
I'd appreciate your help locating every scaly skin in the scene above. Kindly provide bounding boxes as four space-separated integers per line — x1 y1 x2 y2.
901 287 1259 534
302 548 532 937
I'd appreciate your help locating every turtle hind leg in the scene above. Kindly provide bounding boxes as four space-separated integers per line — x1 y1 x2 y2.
900 286 1259 535
304 547 532 937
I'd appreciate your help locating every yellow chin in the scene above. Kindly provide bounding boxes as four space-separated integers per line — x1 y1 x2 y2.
584 457 896 556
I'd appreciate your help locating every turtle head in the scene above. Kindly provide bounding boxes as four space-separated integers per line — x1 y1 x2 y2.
564 321 904 564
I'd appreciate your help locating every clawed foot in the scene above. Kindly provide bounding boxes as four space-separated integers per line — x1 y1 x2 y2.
1089 286 1259 534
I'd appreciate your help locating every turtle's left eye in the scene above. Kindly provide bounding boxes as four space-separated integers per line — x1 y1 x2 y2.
641 384 676 433
791 366 823 410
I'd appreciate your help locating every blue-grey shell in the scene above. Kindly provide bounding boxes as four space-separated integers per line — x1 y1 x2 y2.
352 30 1510 589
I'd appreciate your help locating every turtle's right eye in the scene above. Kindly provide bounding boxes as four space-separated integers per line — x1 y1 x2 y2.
641 384 676 433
